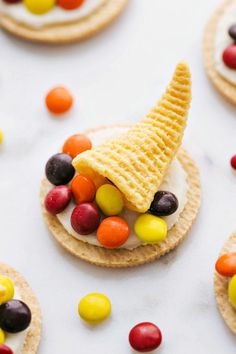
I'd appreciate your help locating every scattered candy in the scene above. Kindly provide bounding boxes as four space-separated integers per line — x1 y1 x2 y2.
0 300 31 333
222 44 236 69
3 0 22 3
58 0 84 10
71 175 96 204
44 185 72 215
71 203 100 235
0 276 14 305
0 130 3 145
149 191 178 216
134 214 167 243
97 216 129 248
228 274 236 309
24 0 56 15
45 153 75 186
46 86 73 115
95 184 124 216
78 293 111 324
0 329 4 345
231 155 236 170
0 345 13 354
215 253 236 277
129 322 162 352
229 24 236 41
62 134 92 158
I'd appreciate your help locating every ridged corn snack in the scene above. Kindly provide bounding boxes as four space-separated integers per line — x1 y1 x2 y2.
73 62 191 213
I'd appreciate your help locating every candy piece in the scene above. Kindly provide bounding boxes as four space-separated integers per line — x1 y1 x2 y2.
71 175 96 204
0 130 3 145
95 184 124 216
58 0 84 10
73 62 191 213
228 275 236 309
45 86 73 115
0 345 13 354
78 293 111 324
0 329 4 344
45 153 75 186
71 203 100 235
97 216 129 248
0 276 14 305
63 134 92 159
229 24 236 41
3 0 22 3
134 214 167 243
44 185 72 215
129 322 162 352
24 0 56 15
215 253 236 277
149 191 178 216
0 300 31 333
231 155 236 170
222 45 236 69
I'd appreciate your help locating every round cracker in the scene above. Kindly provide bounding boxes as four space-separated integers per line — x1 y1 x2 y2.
0 0 128 44
0 263 41 354
203 0 236 105
214 232 236 334
40 125 201 268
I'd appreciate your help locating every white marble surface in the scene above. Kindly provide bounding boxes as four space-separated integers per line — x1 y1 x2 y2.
0 0 236 353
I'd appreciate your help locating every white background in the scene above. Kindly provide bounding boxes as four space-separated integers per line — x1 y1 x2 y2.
1 0 236 353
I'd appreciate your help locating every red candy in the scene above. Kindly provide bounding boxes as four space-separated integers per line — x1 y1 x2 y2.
58 0 84 10
222 45 236 69
44 185 72 215
0 345 13 354
71 203 100 235
2 0 21 3
231 155 236 170
129 322 162 352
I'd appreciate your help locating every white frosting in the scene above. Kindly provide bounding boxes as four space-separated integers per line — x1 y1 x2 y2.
215 0 236 85
4 287 27 354
0 0 105 28
55 126 188 250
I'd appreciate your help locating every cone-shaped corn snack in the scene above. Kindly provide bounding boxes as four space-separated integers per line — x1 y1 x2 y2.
73 62 191 213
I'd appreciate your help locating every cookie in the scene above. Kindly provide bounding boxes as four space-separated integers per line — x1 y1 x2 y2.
0 263 41 353
0 0 128 44
203 0 236 105
40 126 201 268
215 232 236 334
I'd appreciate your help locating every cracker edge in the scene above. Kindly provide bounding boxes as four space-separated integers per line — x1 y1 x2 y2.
0 0 128 44
40 125 201 268
203 0 236 105
0 263 41 354
214 232 236 334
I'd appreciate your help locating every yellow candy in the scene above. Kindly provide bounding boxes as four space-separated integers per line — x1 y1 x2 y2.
0 130 3 145
134 214 167 243
78 293 111 324
0 329 5 344
23 0 56 15
0 276 14 305
228 274 236 308
95 184 124 216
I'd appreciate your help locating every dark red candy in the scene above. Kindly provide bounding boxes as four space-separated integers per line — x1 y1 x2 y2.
71 203 100 235
222 44 236 69
0 300 31 333
231 155 236 170
2 0 21 3
45 153 75 186
0 345 13 354
129 322 162 352
149 191 178 216
44 185 72 214
229 24 236 41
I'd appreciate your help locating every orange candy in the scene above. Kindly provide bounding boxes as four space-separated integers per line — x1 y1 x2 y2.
58 0 84 10
97 216 130 249
215 253 236 277
46 86 73 115
63 134 92 158
71 175 96 204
